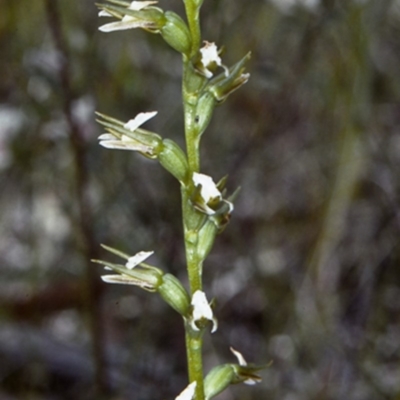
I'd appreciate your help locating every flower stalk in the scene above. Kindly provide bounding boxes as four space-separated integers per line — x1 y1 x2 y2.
94 1 264 399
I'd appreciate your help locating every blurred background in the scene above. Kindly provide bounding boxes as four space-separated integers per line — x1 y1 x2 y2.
1 0 400 399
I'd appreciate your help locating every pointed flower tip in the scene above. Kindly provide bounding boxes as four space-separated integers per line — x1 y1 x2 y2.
230 347 247 366
175 381 197 400
98 9 112 17
126 250 154 269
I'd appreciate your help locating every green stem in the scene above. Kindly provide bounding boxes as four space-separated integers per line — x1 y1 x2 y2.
182 0 201 57
182 59 201 173
181 186 204 398
185 331 204 399
181 3 205 398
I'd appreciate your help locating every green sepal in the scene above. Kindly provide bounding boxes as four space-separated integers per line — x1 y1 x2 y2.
231 362 266 385
208 52 251 102
100 243 130 260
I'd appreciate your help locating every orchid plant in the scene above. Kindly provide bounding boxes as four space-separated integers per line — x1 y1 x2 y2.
93 1 264 399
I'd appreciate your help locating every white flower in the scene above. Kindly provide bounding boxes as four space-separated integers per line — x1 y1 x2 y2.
175 381 197 400
99 1 159 32
193 172 221 203
192 172 233 216
230 347 260 385
98 111 157 152
190 290 218 333
199 41 229 78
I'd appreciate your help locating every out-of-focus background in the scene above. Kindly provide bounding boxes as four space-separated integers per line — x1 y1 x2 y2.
1 0 400 399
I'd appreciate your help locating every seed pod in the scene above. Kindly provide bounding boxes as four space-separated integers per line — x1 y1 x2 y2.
197 219 218 261
160 11 191 55
204 364 235 400
158 139 189 184
195 92 216 138
158 273 190 316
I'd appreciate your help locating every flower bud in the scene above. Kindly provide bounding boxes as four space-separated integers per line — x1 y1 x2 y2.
159 139 189 184
195 92 216 138
160 11 191 55
197 219 218 261
204 364 235 400
158 273 190 316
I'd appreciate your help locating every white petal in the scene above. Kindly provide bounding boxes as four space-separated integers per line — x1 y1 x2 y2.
175 381 196 400
200 42 222 67
128 1 158 10
230 347 247 366
193 172 221 203
191 291 213 320
99 140 152 153
124 111 157 132
126 250 154 269
244 378 259 385
99 18 143 32
101 275 138 285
